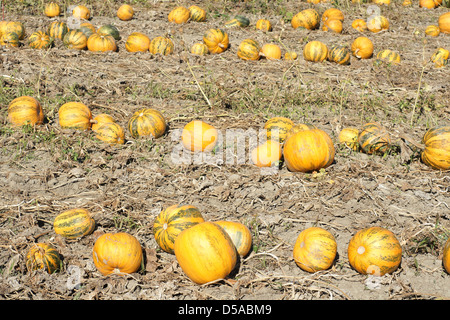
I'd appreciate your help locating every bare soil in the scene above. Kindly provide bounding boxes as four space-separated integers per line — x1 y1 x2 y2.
0 0 449 301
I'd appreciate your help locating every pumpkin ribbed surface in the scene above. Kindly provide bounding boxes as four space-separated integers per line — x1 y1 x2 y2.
256 19 272 32
303 41 328 62
92 114 115 132
347 227 402 276
322 8 344 22
174 221 238 284
264 117 294 143
191 42 209 55
8 96 44 127
149 36 174 55
44 2 60 17
237 39 261 61
0 32 20 47
430 48 449 67
53 208 95 239
376 49 401 64
351 37 373 59
439 12 450 34
168 6 190 24
26 243 61 274
214 220 253 257
203 28 229 54
421 125 450 170
153 204 205 254
28 31 53 49
97 24 120 41
87 33 117 52
327 45 351 65
128 108 166 139
322 19 343 33
189 5 206 22
58 102 92 130
48 21 68 40
358 122 391 155
1 21 25 40
117 4 134 21
63 30 87 50
125 32 150 52
95 122 125 144
291 8 320 30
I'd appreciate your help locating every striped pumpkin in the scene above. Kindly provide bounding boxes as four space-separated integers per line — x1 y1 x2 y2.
87 33 117 52
303 41 328 62
0 32 19 47
264 117 294 143
125 32 150 52
237 38 261 61
430 48 449 68
358 122 391 155
97 24 121 41
153 204 205 254
420 125 450 170
77 23 96 38
53 208 95 239
28 31 53 49
203 28 229 54
347 227 402 276
425 25 440 37
44 2 60 17
293 227 337 273
58 102 93 130
95 122 125 144
63 30 87 50
128 108 167 139
1 21 25 40
214 220 253 257
256 19 272 32
327 45 351 65
26 243 61 274
191 42 209 55
48 21 69 40
291 8 320 30
189 5 206 22
376 49 401 64
8 96 44 127
149 36 174 55
168 6 190 24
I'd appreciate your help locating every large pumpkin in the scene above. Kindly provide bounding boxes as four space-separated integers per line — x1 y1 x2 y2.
0 32 20 47
128 108 166 139
153 204 205 254
87 33 117 52
420 125 450 170
439 12 450 33
26 243 61 274
347 227 402 276
303 41 328 62
264 117 294 143
92 232 143 276
358 122 391 155
283 128 335 173
351 37 374 59
53 208 95 239
1 21 25 40
8 96 44 127
237 39 261 61
149 36 174 55
293 227 337 273
203 28 229 54
251 140 282 168
181 120 218 152
214 220 253 257
28 31 53 49
58 102 93 130
63 29 87 50
174 221 238 285
285 123 317 141
125 32 150 52
291 8 320 30
95 122 125 145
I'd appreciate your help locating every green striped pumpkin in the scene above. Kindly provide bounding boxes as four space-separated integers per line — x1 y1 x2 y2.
303 41 328 62
421 125 450 170
128 108 167 139
376 49 401 64
0 31 20 47
26 243 61 274
53 208 95 239
153 204 205 254
291 8 320 30
28 31 53 49
95 122 125 145
189 5 206 22
203 28 229 54
264 117 294 143
225 15 250 28
149 36 174 55
48 21 69 40
191 42 209 56
97 24 121 41
327 45 351 65
358 122 391 155
63 29 87 50
237 38 261 60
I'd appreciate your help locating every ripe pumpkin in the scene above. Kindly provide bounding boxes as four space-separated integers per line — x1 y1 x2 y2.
293 227 337 273
442 237 450 274
348 227 402 276
48 21 69 40
283 128 335 173
358 122 391 155
420 125 450 170
8 96 44 127
44 2 60 17
63 29 87 50
376 49 401 64
322 19 343 33
58 102 93 130
87 33 117 52
128 108 166 139
53 208 95 239
351 37 374 59
191 42 209 56
189 5 206 22
174 221 238 285
237 39 261 61
0 32 20 47
168 6 190 24
430 47 449 68
26 243 61 274
285 123 317 141
72 5 91 20
149 36 174 55
203 28 229 54
97 24 121 41
153 204 205 254
351 19 367 32
28 31 53 49
367 15 389 33
285 51 298 60
303 41 328 63
95 122 125 145
92 232 143 276
327 45 351 65
439 12 450 33
251 140 282 168
125 32 150 52
1 21 25 40
322 8 344 23
425 25 440 37
117 4 134 21
264 117 294 143
419 0 440 7
91 114 115 132
256 19 272 32
338 127 360 151
291 8 320 30
214 220 253 257
181 120 218 152
260 43 282 60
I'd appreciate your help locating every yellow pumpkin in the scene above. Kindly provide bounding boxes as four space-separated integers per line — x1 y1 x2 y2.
188 5 206 22
58 102 92 130
181 120 218 153
87 33 117 52
117 4 134 21
91 114 115 132
303 41 328 63
191 42 209 56
351 37 374 59
338 127 360 151
168 6 190 24
250 140 282 168
264 117 294 143
322 8 344 23
7 96 44 127
351 19 367 32
442 237 450 274
322 19 343 33
125 32 150 52
44 2 60 17
203 28 229 54
260 43 282 60
420 125 450 170
72 5 91 20
237 39 261 61
128 108 167 139
214 220 253 257
95 122 125 145
430 48 449 68
255 19 272 32
367 15 389 33
149 36 174 55
291 8 320 30
425 25 440 37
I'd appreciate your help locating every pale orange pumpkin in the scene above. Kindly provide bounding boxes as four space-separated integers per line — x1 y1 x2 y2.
181 120 218 153
251 140 282 168
72 5 91 20
438 12 450 34
260 43 282 60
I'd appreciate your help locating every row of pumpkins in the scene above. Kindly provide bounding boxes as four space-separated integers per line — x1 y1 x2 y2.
0 4 448 66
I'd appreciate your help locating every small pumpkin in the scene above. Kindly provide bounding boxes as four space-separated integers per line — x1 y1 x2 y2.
351 36 374 59
97 24 121 41
191 42 209 56
174 221 238 285
251 140 282 168
8 96 44 127
293 227 337 273
63 29 87 50
128 108 167 139
303 40 328 63
214 220 253 257
338 127 360 151
376 49 401 64
91 114 116 132
48 21 69 40
327 45 351 65
72 5 91 20
260 43 282 60
351 19 367 32
117 4 134 21
87 33 117 52
181 120 218 152
44 2 60 17
322 19 343 33
168 6 190 24
149 36 174 55
264 117 294 143
153 204 205 254
439 12 450 34
26 243 61 274
53 208 95 239
203 28 229 54
237 39 261 61
189 5 206 22
284 51 298 60
95 122 125 145
283 128 335 173
348 227 402 276
58 102 92 130
92 232 143 276
28 31 53 49
358 122 391 155
225 15 250 28
0 32 20 47
125 32 150 52
367 15 389 33
420 125 450 170
425 25 440 37
291 8 320 30
430 47 449 67
442 237 450 274
256 19 272 32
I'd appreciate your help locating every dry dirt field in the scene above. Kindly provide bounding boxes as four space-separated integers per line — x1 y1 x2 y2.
0 0 449 302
